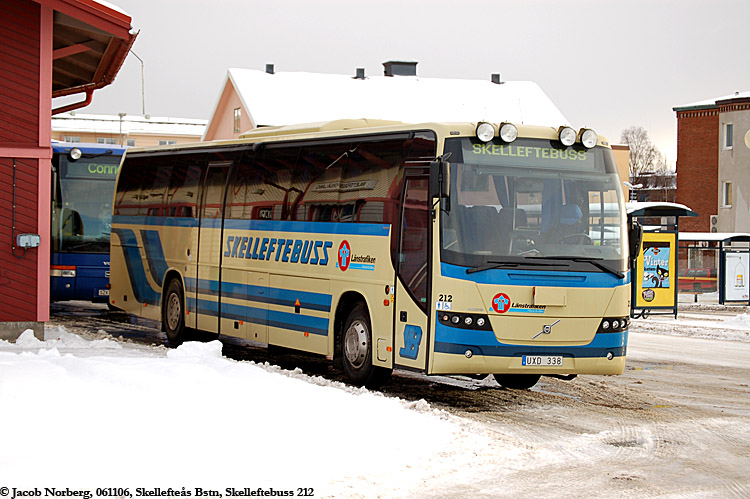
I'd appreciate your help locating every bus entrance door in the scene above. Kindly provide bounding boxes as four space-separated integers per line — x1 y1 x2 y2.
196 163 231 335
394 175 430 372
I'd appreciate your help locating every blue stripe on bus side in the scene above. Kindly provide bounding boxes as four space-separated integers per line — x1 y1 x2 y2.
111 228 161 306
113 215 390 237
210 300 329 336
440 263 631 287
266 287 332 312
140 229 169 287
434 318 627 359
187 277 333 313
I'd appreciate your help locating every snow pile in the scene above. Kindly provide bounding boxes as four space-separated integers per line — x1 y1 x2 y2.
720 312 750 329
631 309 750 343
0 328 521 496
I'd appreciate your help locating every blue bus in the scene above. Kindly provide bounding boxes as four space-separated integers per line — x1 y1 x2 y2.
50 142 126 303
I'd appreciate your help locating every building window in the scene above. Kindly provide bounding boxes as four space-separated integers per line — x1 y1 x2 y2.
64 136 81 143
233 108 241 133
723 123 733 149
722 181 733 207
159 140 177 146
126 139 136 147
97 137 118 145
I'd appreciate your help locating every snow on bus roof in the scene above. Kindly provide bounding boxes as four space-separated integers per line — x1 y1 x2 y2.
220 68 570 130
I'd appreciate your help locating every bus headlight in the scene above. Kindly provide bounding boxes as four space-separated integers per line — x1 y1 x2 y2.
69 148 82 161
476 122 495 142
499 123 518 143
579 128 598 149
598 317 629 333
558 126 576 146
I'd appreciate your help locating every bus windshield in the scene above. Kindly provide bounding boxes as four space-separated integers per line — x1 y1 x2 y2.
52 154 120 253
440 137 627 273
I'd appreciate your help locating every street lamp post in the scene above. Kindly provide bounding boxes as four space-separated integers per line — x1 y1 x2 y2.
118 112 127 145
129 49 146 116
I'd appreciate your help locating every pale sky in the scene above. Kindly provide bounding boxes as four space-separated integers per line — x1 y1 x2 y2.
60 0 750 166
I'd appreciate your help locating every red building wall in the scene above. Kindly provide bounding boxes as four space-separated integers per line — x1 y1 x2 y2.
1 1 40 143
675 109 719 232
0 0 50 325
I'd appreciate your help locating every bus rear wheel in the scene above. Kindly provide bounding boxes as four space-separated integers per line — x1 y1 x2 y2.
493 373 541 390
341 303 391 388
163 279 186 346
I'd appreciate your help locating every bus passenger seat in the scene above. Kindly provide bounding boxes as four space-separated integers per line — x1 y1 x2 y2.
469 206 503 253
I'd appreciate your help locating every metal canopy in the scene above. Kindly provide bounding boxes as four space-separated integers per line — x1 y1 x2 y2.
626 201 698 218
678 232 750 243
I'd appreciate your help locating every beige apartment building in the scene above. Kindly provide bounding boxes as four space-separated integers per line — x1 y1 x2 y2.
52 112 207 147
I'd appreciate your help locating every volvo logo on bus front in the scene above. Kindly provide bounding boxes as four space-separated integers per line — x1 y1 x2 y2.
337 240 351 271
533 320 561 339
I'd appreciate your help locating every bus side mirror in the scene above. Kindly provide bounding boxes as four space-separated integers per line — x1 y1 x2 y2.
429 160 450 199
628 219 643 269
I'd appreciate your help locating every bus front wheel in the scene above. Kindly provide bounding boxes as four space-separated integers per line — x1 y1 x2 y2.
163 279 186 346
494 373 541 390
341 303 391 388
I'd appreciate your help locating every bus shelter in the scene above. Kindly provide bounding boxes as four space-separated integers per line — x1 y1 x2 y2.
627 202 698 318
678 233 750 305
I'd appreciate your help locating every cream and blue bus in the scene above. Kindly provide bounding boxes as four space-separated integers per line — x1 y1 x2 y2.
110 119 635 389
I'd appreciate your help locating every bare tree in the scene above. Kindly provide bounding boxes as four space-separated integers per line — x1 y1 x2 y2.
620 126 663 179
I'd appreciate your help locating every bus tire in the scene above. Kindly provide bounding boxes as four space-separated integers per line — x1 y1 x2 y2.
163 278 186 346
493 373 541 390
341 303 391 388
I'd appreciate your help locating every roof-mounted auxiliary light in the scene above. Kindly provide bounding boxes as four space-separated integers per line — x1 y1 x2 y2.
499 123 518 143
476 122 495 143
69 147 82 161
579 128 598 149
558 126 576 147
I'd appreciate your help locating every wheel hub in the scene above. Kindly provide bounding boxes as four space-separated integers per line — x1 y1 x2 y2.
167 293 181 330
344 320 368 369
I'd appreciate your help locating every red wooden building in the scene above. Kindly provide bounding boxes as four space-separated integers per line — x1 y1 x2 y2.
0 0 135 339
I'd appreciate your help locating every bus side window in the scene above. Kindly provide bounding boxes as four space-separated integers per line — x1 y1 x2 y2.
140 157 173 217
253 146 301 220
167 153 206 219
346 139 407 225
115 155 149 216
294 143 348 221
226 149 256 221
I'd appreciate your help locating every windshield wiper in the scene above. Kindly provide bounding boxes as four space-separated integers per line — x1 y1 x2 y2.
466 259 564 274
66 241 108 251
526 256 624 279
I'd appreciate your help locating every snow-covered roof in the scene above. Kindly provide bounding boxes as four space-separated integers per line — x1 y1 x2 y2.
626 201 697 217
678 232 750 243
673 91 750 111
52 113 207 137
212 68 570 132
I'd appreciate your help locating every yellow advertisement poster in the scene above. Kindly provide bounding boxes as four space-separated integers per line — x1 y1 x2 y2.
635 232 677 308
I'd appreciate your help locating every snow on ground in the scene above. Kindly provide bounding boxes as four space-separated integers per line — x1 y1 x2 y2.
631 303 750 343
2 310 748 497
0 327 517 497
